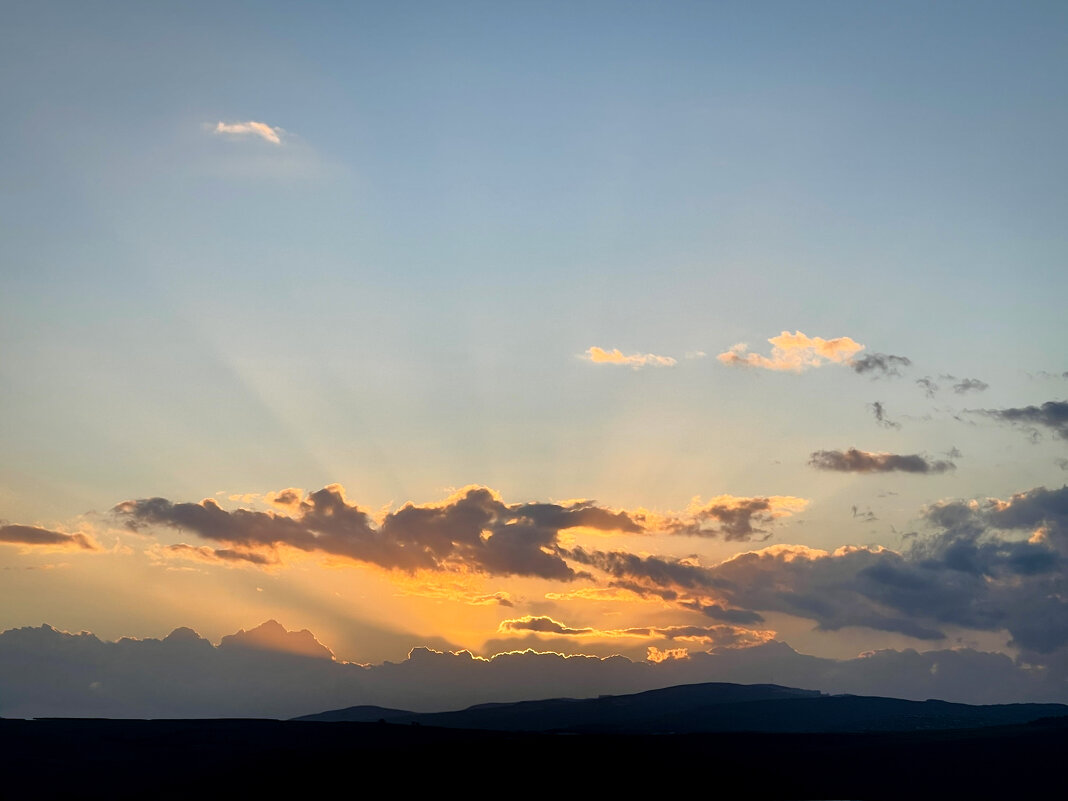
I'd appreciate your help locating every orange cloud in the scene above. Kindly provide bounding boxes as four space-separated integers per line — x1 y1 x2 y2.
583 346 677 368
718 330 864 372
497 615 775 648
544 586 654 603
646 646 689 663
392 576 514 607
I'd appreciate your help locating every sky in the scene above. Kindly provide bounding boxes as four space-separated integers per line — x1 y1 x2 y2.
2 1 1067 710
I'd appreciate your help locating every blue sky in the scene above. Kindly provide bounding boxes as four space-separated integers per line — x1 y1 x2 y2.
1 2 1067 678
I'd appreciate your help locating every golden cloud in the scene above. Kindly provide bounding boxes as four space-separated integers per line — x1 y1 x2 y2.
718 330 864 372
583 346 677 368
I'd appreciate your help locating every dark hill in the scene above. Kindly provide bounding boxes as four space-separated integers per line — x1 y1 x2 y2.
294 680 1068 733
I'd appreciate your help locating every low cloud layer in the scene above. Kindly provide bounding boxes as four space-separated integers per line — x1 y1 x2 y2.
978 400 1068 441
718 331 864 372
213 120 283 144
2 619 1067 719
809 449 955 474
582 347 676 368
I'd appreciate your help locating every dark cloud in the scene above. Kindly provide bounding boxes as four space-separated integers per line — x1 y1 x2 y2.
917 377 939 398
675 497 804 541
114 486 658 581
870 401 900 429
953 378 989 394
0 524 97 550
809 449 955 474
563 547 726 591
977 400 1068 441
850 353 912 378
678 601 766 625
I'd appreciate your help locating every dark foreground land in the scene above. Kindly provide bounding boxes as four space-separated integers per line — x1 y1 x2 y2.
2 715 1066 800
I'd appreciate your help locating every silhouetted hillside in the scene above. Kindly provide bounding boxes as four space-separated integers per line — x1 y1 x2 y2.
296 680 1068 733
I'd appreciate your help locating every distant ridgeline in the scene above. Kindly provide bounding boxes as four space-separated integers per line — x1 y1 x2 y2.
295 680 1068 734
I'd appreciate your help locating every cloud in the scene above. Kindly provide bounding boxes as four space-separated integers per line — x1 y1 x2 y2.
0 524 99 551
115 485 804 586
114 485 657 581
157 543 277 567
646 646 689 663
499 616 594 636
809 449 955 474
917 377 939 398
851 353 912 378
496 616 774 648
717 331 864 372
564 547 725 593
953 378 989 394
219 620 334 660
870 401 900 429
393 579 514 607
676 601 766 625
582 347 676 368
676 495 809 541
213 120 284 144
977 400 1068 441
5 619 1066 719
564 485 1068 658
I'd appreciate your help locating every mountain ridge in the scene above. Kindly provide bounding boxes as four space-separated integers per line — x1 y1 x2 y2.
295 679 1068 734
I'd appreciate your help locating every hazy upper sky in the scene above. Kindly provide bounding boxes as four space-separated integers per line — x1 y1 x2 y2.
2 1 1066 688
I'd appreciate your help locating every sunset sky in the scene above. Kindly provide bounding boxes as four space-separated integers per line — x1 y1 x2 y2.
2 1 1067 699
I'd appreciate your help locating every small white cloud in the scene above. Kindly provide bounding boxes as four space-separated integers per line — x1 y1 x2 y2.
213 120 284 145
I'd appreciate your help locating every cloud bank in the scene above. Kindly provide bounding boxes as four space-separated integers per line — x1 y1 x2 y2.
2 619 1066 719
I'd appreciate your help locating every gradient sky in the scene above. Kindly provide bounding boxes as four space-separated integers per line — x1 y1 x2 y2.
2 1 1067 683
